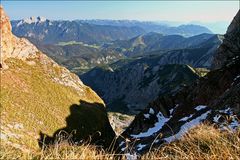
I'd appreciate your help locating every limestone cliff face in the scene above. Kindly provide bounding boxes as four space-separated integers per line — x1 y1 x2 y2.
0 6 38 68
212 10 240 69
0 6 102 99
0 6 115 151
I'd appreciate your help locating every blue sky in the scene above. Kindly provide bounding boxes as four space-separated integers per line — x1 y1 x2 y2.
2 1 239 22
1 1 239 33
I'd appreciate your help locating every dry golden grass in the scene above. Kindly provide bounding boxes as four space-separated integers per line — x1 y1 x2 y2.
0 141 119 160
1 124 239 160
142 124 240 160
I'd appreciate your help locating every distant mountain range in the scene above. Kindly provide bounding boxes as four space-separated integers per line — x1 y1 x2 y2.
78 19 213 37
32 33 221 76
11 17 212 46
11 17 145 45
103 32 222 59
10 17 216 75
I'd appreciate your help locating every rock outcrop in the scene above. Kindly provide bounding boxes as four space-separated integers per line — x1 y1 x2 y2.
0 6 115 151
212 10 240 69
0 6 38 69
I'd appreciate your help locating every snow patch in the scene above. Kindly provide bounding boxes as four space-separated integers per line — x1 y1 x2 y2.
195 105 207 111
179 114 193 122
125 153 138 160
214 107 240 131
144 114 150 119
149 108 155 114
219 107 231 114
121 146 127 152
213 114 221 123
119 141 125 147
164 110 211 143
137 144 147 151
170 104 179 114
234 75 240 81
131 112 170 138
154 139 160 144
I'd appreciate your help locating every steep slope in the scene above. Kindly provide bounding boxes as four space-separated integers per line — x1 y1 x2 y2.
0 6 115 152
11 18 145 45
81 56 202 114
118 10 240 154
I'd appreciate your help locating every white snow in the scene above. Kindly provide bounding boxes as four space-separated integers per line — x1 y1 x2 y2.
144 114 150 119
164 110 211 143
17 16 47 26
216 108 240 131
23 17 36 24
219 107 231 114
228 117 240 130
131 112 170 138
170 104 179 114
213 114 221 123
234 75 240 81
149 108 155 114
137 143 147 151
195 105 207 111
179 114 193 122
119 141 125 147
121 146 127 151
169 108 174 114
154 139 160 144
125 153 138 160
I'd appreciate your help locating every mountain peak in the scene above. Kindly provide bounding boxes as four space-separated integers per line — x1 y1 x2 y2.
24 16 47 23
16 16 48 27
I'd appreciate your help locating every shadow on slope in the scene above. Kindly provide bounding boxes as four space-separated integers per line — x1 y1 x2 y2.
38 100 115 149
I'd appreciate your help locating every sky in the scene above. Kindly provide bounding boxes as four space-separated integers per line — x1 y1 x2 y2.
1 1 239 33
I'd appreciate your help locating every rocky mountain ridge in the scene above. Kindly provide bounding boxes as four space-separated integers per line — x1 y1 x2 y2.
103 33 222 66
212 10 240 69
117 10 240 155
11 19 146 45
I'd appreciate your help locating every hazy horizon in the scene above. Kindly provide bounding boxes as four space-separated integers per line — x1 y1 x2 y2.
2 1 239 34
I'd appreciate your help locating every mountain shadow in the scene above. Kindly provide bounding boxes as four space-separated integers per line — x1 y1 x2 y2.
38 100 116 149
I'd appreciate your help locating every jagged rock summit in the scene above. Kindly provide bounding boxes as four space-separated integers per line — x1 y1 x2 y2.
0 6 115 151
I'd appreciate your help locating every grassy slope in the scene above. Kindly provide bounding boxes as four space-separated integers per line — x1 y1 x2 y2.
1 124 239 159
0 57 104 151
